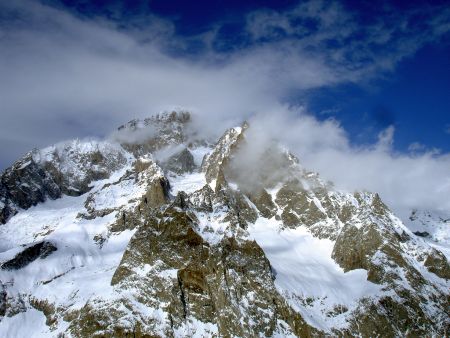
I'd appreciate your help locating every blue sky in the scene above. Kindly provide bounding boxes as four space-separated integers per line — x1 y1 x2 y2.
0 0 449 217
308 42 450 152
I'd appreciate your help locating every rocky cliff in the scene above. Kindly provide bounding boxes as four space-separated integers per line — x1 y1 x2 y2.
0 112 448 337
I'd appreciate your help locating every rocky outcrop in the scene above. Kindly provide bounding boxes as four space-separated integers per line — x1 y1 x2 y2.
275 179 327 229
136 160 171 211
69 201 317 337
118 111 191 157
35 140 129 196
1 241 57 270
423 248 450 280
247 188 277 219
0 153 61 224
201 125 246 185
162 148 196 174
0 140 128 224
0 283 6 317
407 209 450 246
331 195 450 336
103 158 171 233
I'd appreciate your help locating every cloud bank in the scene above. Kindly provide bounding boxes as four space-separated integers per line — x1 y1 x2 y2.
242 112 450 220
0 0 449 219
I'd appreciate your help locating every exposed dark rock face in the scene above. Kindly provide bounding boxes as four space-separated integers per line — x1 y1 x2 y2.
423 249 450 280
162 148 196 174
202 125 246 184
0 283 6 317
413 230 430 237
69 202 317 337
118 111 192 157
247 188 277 219
0 153 62 224
0 141 127 224
331 203 450 336
173 191 190 210
1 241 57 270
204 124 450 336
275 180 327 229
332 224 383 274
188 185 214 212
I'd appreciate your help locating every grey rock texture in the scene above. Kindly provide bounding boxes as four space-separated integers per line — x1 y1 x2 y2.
1 241 57 271
162 148 196 174
0 153 61 224
118 111 191 157
0 140 128 224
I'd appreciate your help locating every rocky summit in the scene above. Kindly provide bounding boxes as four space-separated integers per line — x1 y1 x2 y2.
0 111 448 337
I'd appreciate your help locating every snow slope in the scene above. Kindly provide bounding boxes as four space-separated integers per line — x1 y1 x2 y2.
0 160 144 337
248 217 382 331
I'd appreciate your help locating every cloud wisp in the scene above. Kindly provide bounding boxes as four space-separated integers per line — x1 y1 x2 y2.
0 0 449 219
241 111 450 220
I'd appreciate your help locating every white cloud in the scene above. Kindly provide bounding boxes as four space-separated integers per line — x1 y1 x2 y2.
0 0 342 166
244 111 450 220
0 0 449 220
245 0 450 76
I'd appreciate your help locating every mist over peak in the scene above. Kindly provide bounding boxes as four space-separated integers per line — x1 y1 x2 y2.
0 1 448 224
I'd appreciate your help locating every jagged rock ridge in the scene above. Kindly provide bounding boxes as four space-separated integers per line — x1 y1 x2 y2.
0 111 448 337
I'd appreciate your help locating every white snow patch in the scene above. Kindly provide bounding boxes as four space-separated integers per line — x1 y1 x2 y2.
248 217 382 332
208 179 217 191
87 176 146 211
0 308 51 338
173 317 219 338
404 209 450 259
190 146 211 167
193 210 229 245
0 162 141 335
169 172 206 196
233 126 242 134
17 160 32 170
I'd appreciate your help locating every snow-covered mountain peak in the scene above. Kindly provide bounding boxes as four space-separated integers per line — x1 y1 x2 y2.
0 114 449 337
112 110 195 157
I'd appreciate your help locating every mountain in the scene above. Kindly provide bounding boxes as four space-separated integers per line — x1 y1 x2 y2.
0 111 449 337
